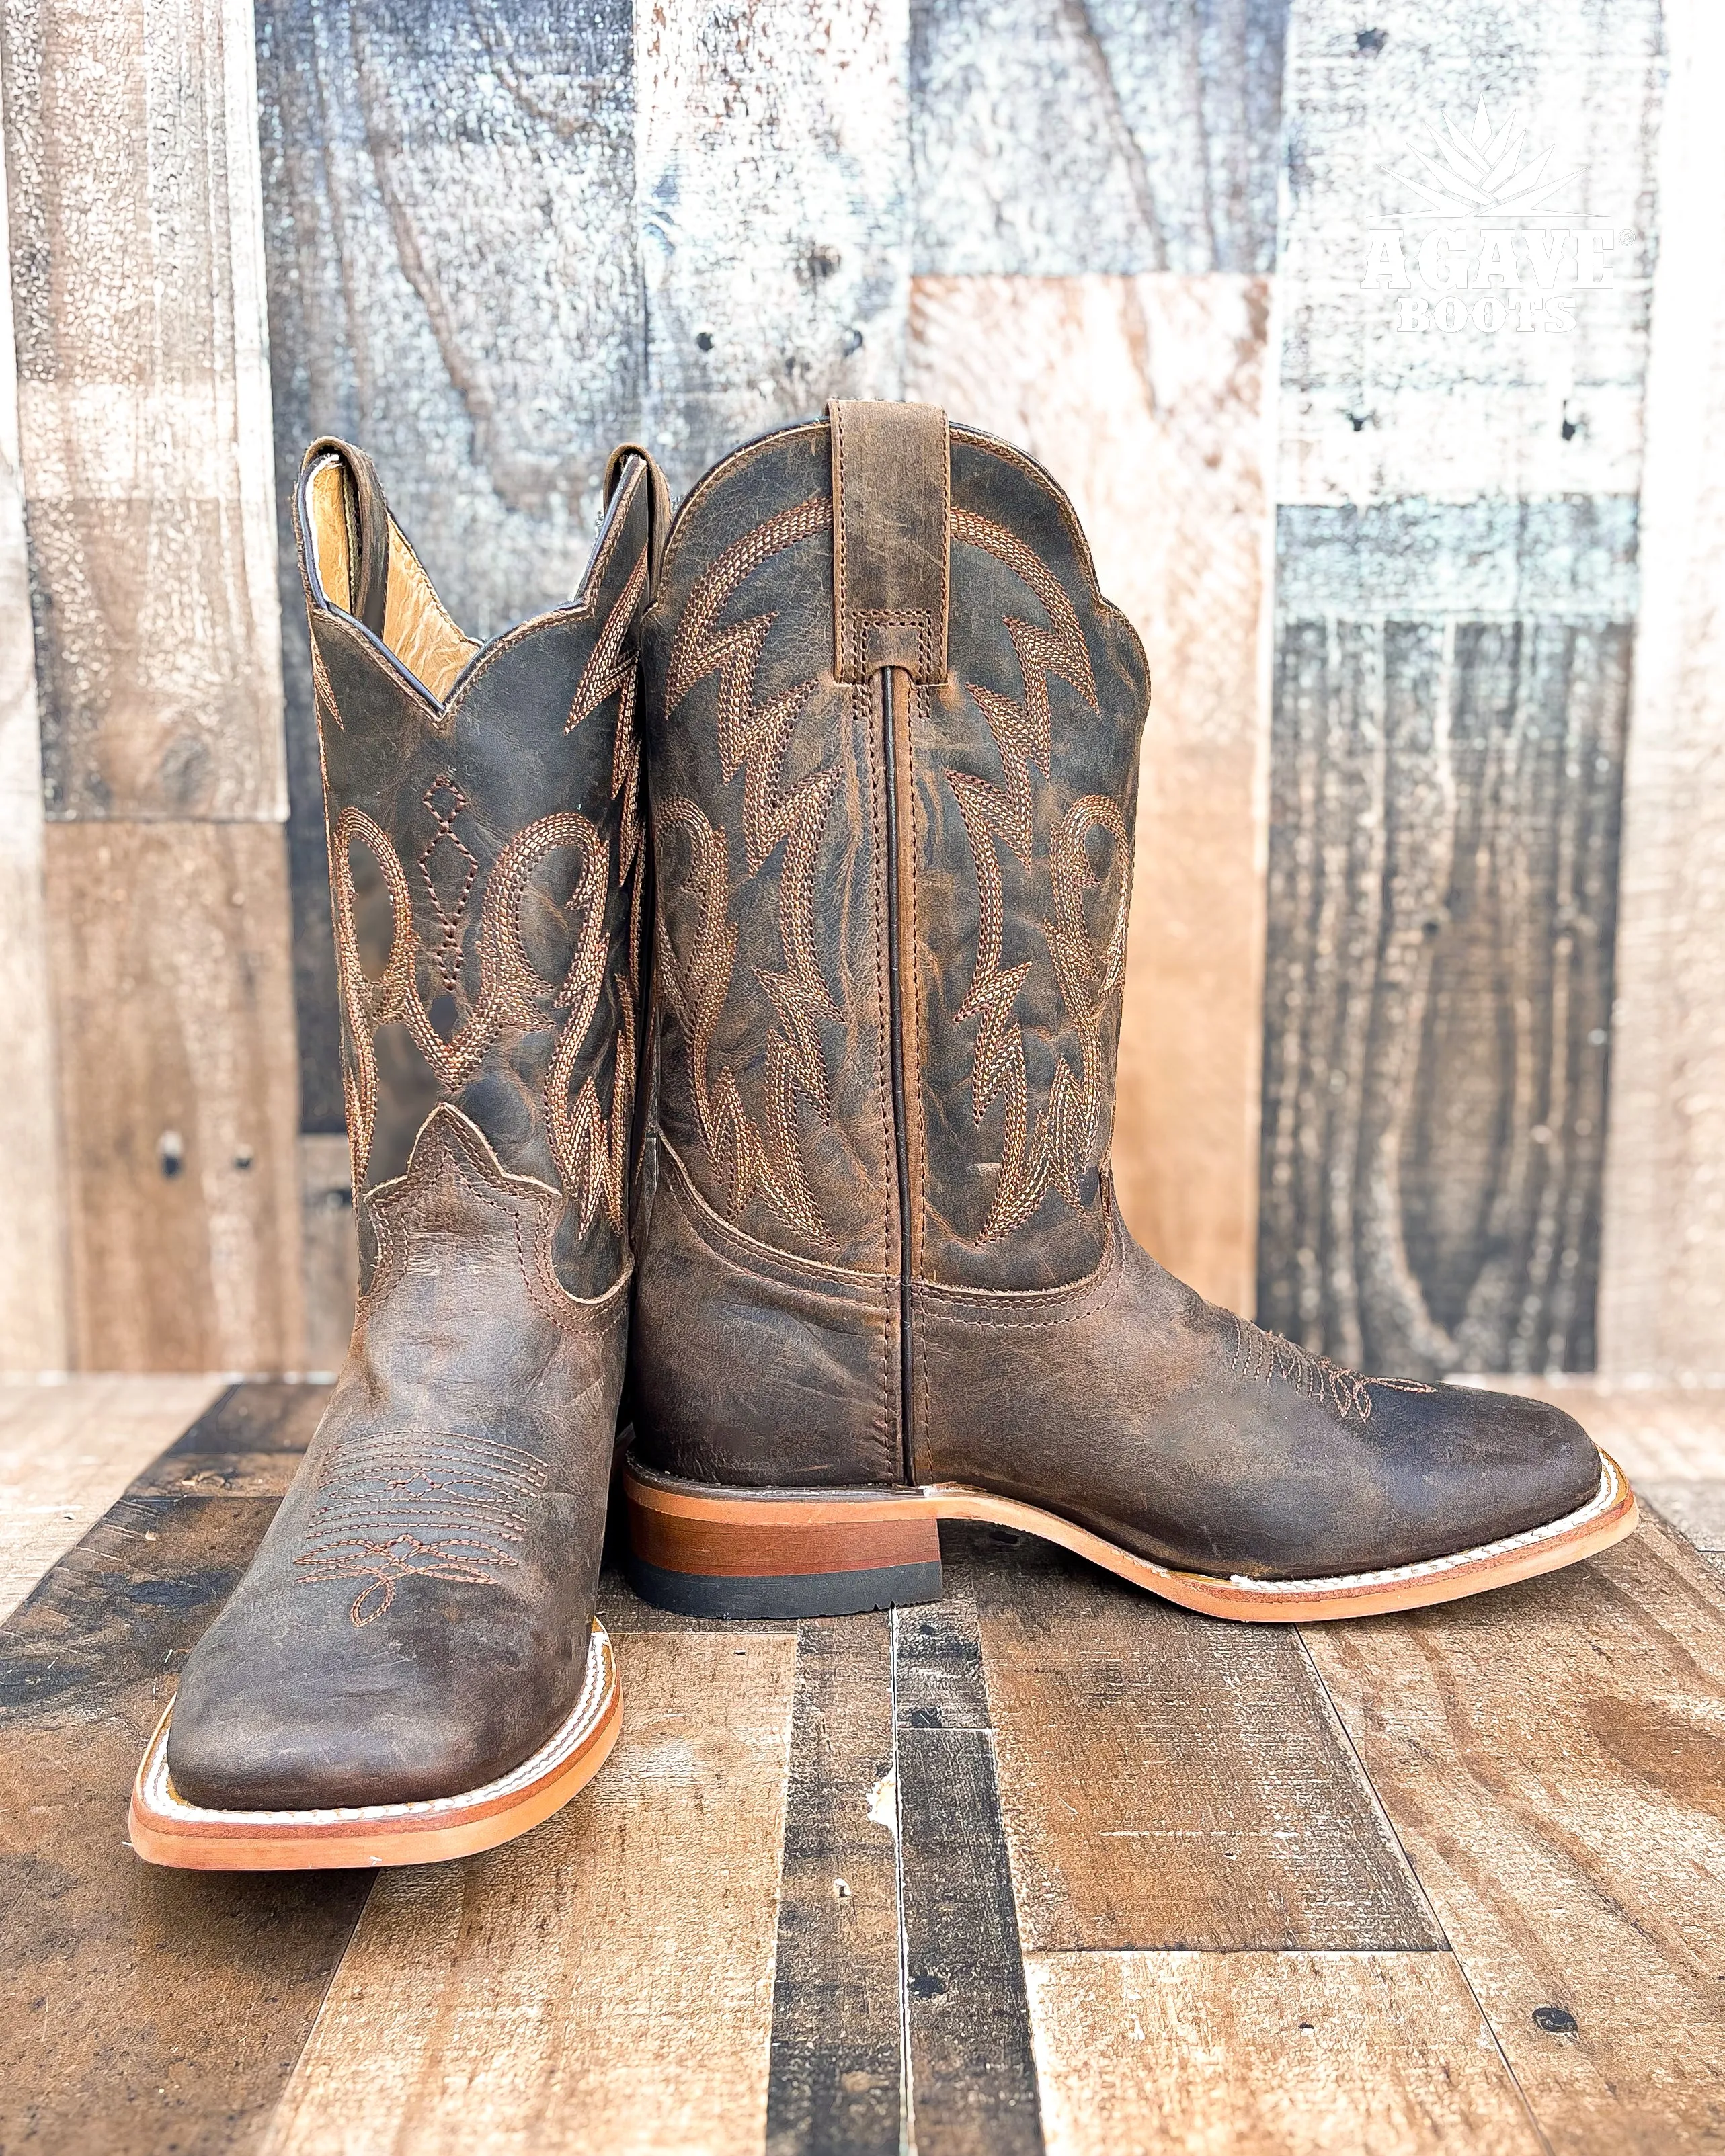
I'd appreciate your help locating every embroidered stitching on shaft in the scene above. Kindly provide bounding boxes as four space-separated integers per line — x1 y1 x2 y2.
657 495 841 1243
944 511 1131 1241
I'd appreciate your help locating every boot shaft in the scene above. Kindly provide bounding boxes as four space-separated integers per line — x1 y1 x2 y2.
639 402 1149 1296
294 438 666 1299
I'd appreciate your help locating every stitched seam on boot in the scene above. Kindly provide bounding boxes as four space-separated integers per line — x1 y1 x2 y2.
365 1109 631 1333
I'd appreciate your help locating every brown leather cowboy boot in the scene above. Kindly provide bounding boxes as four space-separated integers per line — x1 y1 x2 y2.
130 437 667 1868
621 399 1636 1622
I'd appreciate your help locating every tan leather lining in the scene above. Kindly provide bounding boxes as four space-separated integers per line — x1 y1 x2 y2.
307 456 479 700
307 460 355 614
380 531 479 700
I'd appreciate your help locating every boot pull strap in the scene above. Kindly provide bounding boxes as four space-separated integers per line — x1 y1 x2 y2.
603 442 673 595
827 399 950 686
297 436 390 636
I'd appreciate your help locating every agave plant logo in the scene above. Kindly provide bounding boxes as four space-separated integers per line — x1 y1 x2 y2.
1361 91 1623 335
1386 95 1581 222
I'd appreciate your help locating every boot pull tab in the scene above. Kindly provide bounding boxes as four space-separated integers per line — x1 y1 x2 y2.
603 441 673 597
827 399 950 686
297 436 390 637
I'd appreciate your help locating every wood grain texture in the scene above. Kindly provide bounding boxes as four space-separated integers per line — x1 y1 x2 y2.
44 821 304 1373
1260 0 1663 1375
1303 1516 1725 2154
895 1581 1045 2156
637 0 908 495
1258 608 1628 1376
0 0 284 821
1025 1950 1541 2156
253 0 640 1130
0 1382 370 2156
0 1373 223 1618
264 1630 795 2156
1599 0 1725 1380
910 0 1289 276
966 1528 1437 1954
908 272 1270 1310
297 1132 354 1378
765 1616 901 2156
0 55 65 1374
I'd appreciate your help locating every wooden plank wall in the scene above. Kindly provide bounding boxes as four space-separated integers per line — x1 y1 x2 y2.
3 0 1724 1373
0 58 64 1374
0 0 301 1373
1258 0 1662 1377
1599 0 1725 1379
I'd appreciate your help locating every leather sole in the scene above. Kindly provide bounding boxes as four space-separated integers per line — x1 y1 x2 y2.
623 1452 1638 1624
128 1620 620 1871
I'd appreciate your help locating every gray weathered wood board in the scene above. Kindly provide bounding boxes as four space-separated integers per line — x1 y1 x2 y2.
1258 0 1661 1372
765 1615 901 2156
1259 597 1629 1377
0 0 300 1374
911 0 1290 275
638 0 910 493
970 1528 1439 1952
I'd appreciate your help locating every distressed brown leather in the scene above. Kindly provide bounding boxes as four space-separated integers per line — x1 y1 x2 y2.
629 403 1605 1581
830 398 950 683
167 442 658 1809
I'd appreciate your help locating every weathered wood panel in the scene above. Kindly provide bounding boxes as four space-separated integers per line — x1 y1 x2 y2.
1260 1 1661 1373
910 0 1289 276
1277 4 1658 509
296 1132 354 1378
1599 0 1725 1380
967 1526 1437 1953
895 1580 1045 2156
1303 1518 1725 2154
44 822 304 1373
265 1630 795 2156
765 1616 901 2156
253 0 641 1135
0 1373 222 1618
1025 1950 1541 2156
0 0 284 821
638 0 909 494
0 58 65 1374
0 1383 370 2156
1260 603 1628 1376
908 272 1271 1310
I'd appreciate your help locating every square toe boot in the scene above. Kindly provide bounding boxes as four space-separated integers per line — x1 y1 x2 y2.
131 437 668 1869
620 399 1636 1624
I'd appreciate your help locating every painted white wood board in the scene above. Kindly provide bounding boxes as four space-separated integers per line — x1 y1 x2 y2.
1598 0 1725 1380
1279 0 1660 509
0 54 65 1374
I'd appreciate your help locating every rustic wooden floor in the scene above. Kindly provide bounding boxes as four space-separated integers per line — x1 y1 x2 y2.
2 1378 1723 2155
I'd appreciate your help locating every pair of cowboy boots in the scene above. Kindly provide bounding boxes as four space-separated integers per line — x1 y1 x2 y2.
131 404 1636 1870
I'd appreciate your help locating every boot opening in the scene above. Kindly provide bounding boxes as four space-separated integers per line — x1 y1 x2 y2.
305 448 479 700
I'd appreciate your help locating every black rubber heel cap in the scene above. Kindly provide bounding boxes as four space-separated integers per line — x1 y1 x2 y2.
626 1555 944 1620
